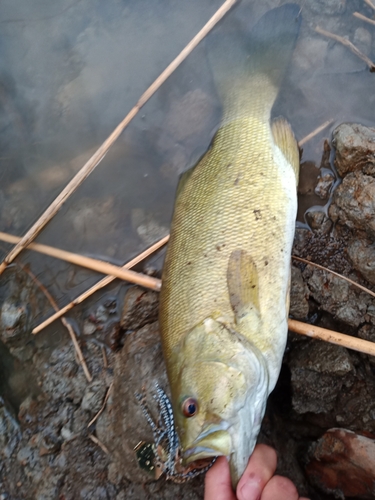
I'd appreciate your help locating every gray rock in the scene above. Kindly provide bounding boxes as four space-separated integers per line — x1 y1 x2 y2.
329 172 375 237
0 400 20 459
293 37 328 73
333 123 375 177
120 286 159 331
0 301 28 342
347 239 375 285
289 266 309 319
353 27 372 57
315 171 335 199
290 341 353 414
306 268 369 327
81 380 107 413
308 0 346 15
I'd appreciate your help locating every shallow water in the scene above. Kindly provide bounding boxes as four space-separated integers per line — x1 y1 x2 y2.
0 0 375 392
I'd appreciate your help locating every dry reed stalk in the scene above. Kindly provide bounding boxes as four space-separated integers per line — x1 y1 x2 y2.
292 255 375 299
88 434 110 455
0 0 237 276
353 11 375 27
0 231 161 291
88 382 114 428
288 319 375 356
32 234 169 334
298 119 334 147
16 262 92 381
363 0 375 11
315 26 375 71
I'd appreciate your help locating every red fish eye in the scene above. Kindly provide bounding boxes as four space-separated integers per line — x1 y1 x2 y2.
182 398 198 418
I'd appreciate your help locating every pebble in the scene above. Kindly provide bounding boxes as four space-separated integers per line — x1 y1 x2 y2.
347 239 375 285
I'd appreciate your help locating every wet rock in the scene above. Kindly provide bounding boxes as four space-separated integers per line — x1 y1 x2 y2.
306 428 375 499
347 239 375 285
289 340 354 414
333 123 375 177
305 210 332 234
120 286 159 332
315 170 335 199
329 172 375 237
0 301 28 342
81 380 107 413
293 36 328 73
308 0 346 15
131 208 169 246
289 266 309 319
305 268 369 327
353 27 372 57
83 320 97 335
0 399 21 459
162 89 216 146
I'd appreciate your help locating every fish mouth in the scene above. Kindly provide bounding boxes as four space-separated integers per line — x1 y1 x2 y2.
182 427 232 465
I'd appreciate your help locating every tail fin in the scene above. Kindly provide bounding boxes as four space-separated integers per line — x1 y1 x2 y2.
206 4 301 118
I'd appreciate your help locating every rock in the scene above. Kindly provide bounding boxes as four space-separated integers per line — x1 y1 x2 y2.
0 301 28 342
120 286 159 332
162 89 216 146
0 399 21 459
315 170 335 199
333 123 375 177
83 320 97 336
289 341 354 414
306 428 375 499
289 266 309 319
293 37 328 73
308 0 346 15
305 268 369 327
353 27 372 57
81 380 107 413
329 172 375 237
347 239 375 285
131 208 169 246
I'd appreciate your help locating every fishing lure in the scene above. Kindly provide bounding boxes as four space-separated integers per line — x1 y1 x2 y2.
135 384 216 483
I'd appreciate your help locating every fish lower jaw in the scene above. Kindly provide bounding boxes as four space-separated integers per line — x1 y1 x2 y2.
182 430 232 465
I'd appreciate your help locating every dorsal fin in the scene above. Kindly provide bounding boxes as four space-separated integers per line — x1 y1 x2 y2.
271 116 300 183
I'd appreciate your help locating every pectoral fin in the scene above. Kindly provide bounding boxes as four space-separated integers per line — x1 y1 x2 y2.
271 116 300 183
227 250 260 326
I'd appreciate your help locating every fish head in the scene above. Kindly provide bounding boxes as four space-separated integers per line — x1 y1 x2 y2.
171 318 269 485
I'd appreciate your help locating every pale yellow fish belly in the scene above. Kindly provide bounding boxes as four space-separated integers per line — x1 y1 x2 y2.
160 116 297 388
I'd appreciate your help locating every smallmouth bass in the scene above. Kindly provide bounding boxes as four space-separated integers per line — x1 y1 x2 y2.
159 3 301 487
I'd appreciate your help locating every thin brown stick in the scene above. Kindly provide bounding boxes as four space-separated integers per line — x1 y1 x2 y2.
0 231 161 291
315 26 375 71
16 262 92 381
0 0 237 277
298 119 334 147
288 319 375 356
363 0 375 11
88 382 114 428
88 434 110 455
292 255 375 299
32 234 169 334
102 346 108 369
353 11 375 27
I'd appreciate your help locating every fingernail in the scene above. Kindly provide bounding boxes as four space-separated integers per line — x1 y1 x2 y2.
240 478 261 500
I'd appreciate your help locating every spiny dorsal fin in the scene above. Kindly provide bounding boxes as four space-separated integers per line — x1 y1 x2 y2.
271 116 300 183
227 249 260 322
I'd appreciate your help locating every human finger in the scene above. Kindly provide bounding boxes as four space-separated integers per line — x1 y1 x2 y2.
204 456 236 500
236 444 277 500
260 475 299 500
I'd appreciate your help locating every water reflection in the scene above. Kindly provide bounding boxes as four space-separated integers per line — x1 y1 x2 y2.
0 0 374 320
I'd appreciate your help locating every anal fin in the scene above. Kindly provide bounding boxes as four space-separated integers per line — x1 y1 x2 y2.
271 116 300 183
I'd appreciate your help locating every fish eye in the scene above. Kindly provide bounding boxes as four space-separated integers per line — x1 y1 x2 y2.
181 397 198 418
